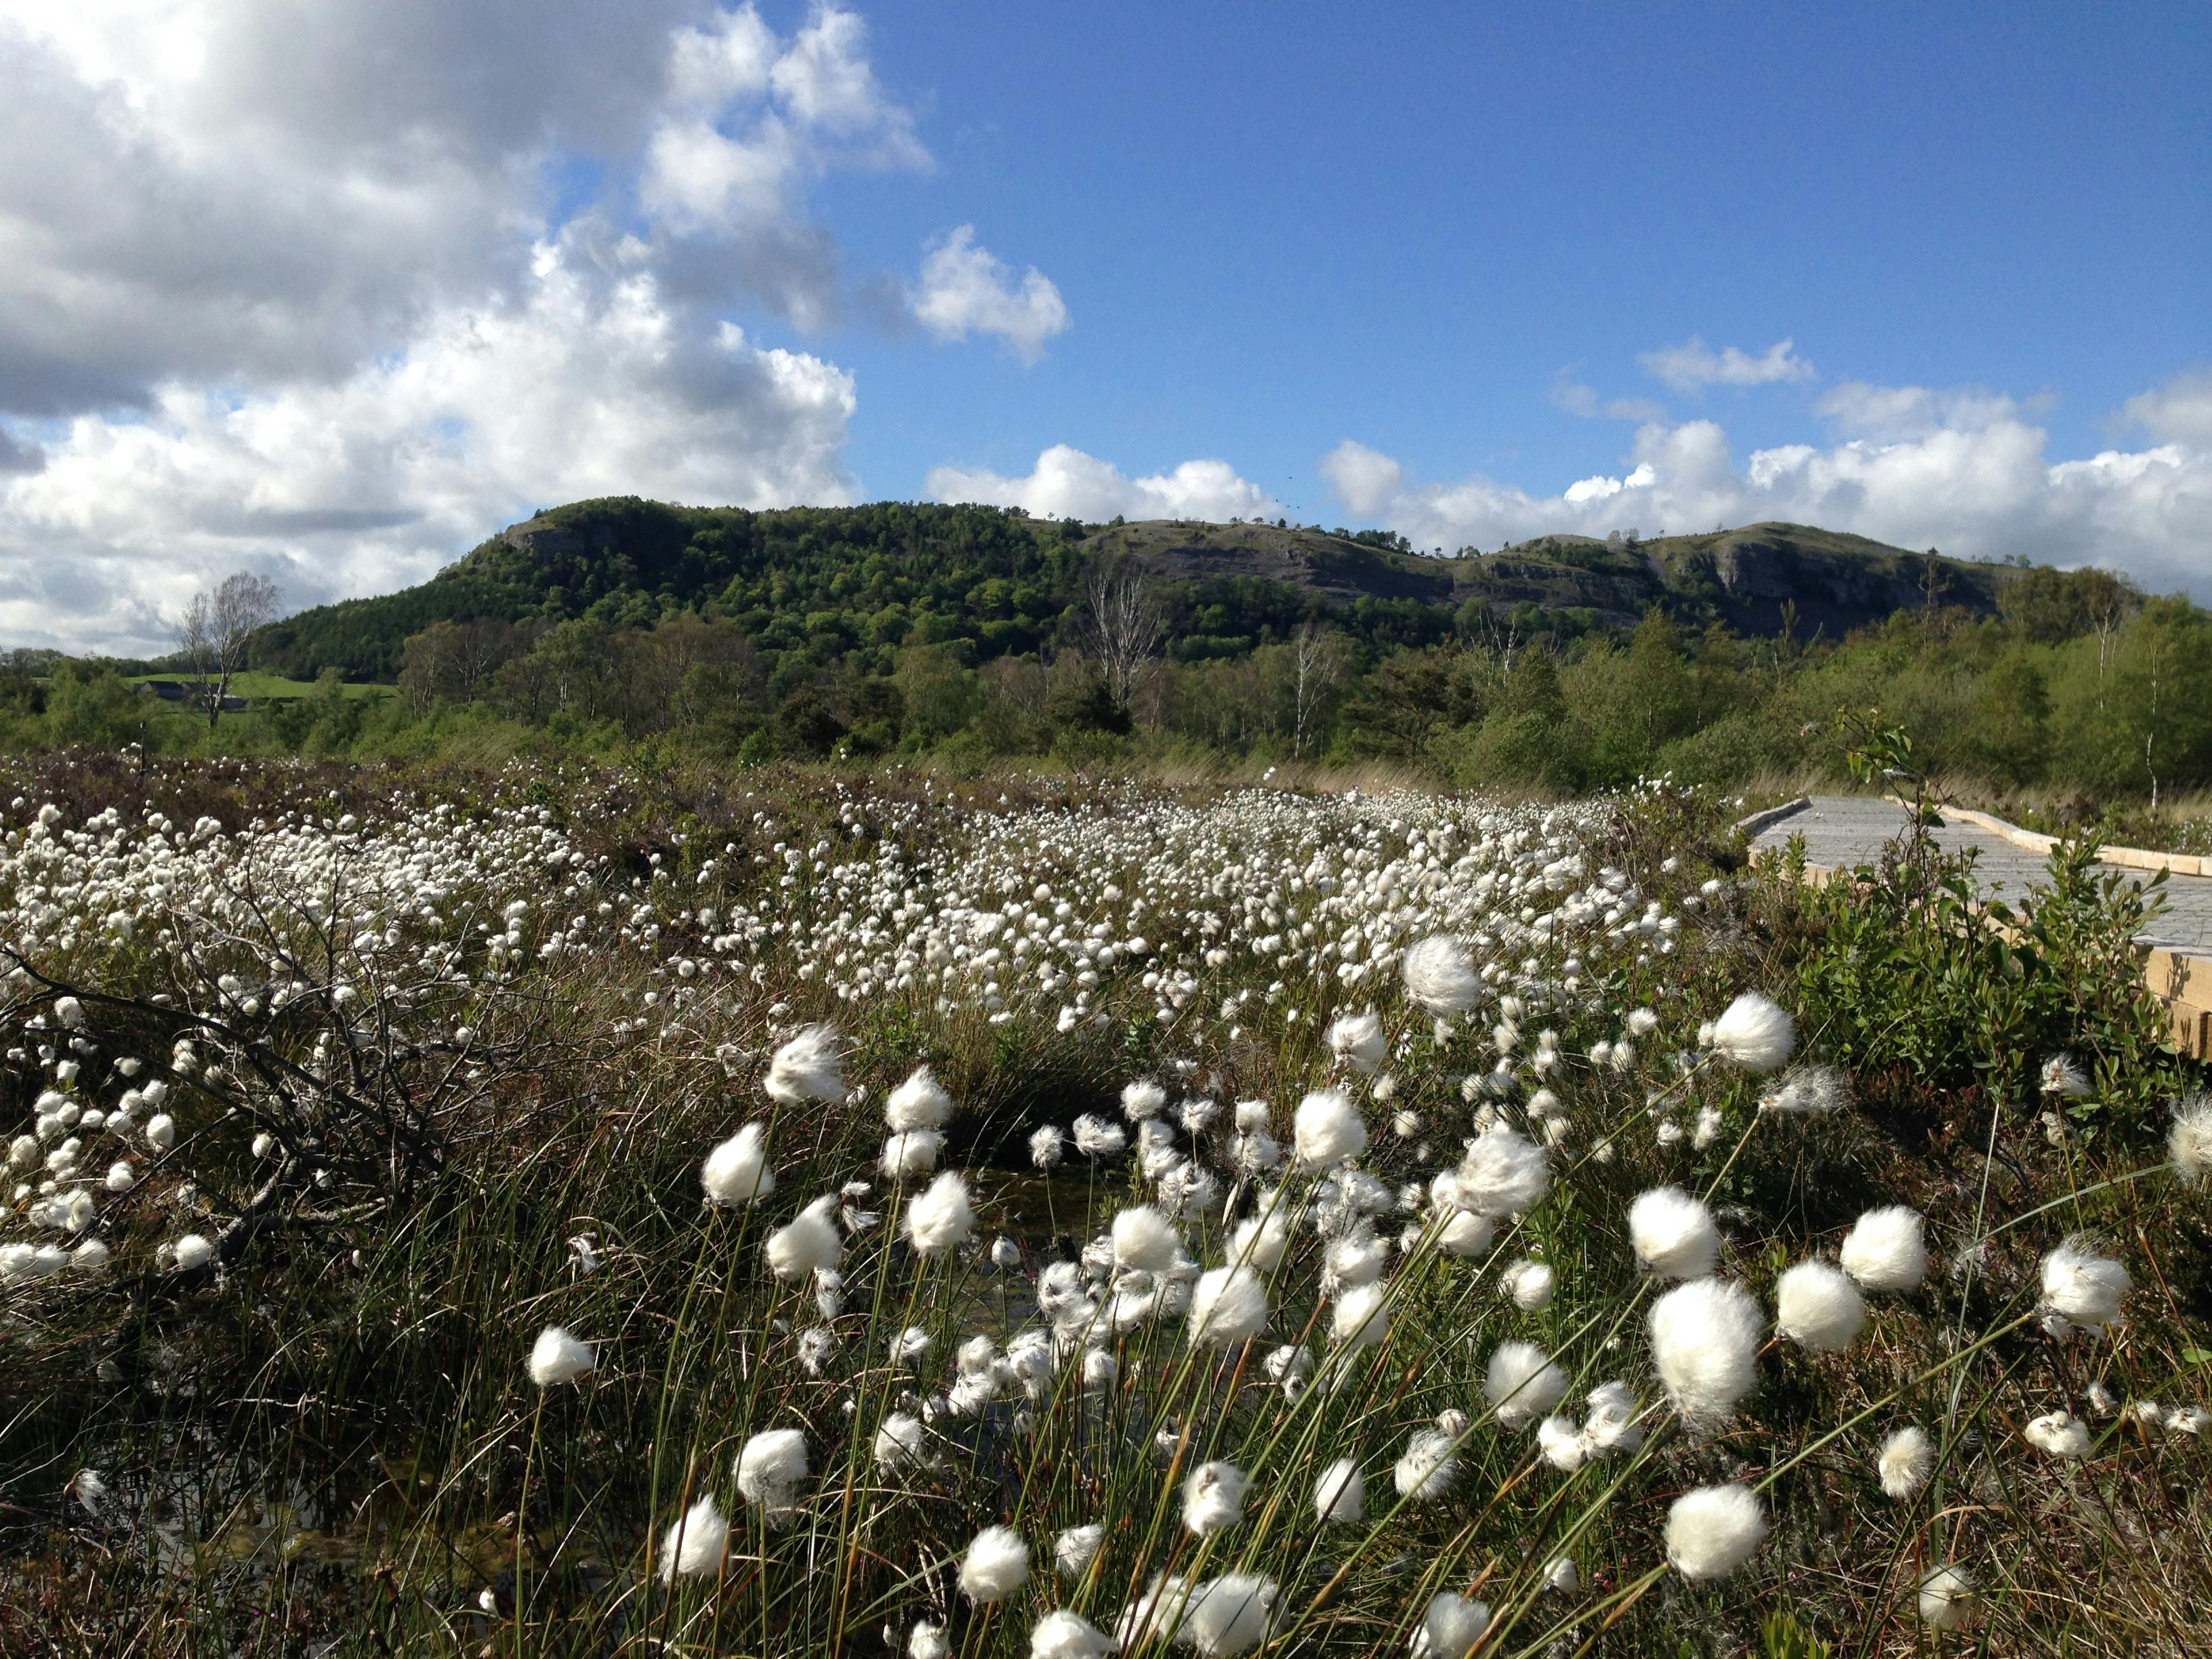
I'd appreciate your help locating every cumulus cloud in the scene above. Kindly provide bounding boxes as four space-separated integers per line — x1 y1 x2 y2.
927 445 1280 524
1549 377 1668 424
1319 441 1402 517
1321 371 2212 591
1639 336 1816 394
909 226 1071 363
0 230 856 655
0 2 981 653
2121 367 2212 445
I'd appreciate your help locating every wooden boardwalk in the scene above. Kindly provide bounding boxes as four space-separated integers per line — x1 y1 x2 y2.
1745 796 2212 1057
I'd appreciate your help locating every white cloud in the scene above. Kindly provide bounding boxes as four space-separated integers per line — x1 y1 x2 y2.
927 444 1280 524
1549 376 1668 423
0 231 857 655
2120 367 2212 445
1320 371 2212 590
909 226 1070 364
0 3 1000 653
1639 335 1816 393
1318 441 1402 517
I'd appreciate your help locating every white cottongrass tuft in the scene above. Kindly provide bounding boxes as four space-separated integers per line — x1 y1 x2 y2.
1122 1080 1168 1120
1332 1280 1391 1348
1394 1427 1459 1500
1404 934 1481 1015
1500 1258 1555 1309
1759 1063 1849 1115
909 1620 949 1659
1706 992 1797 1073
1073 1115 1126 1160
1410 1591 1491 1658
527 1325 594 1387
1182 1460 1249 1535
702 1124 775 1207
1029 1609 1116 1659
1580 1380 1646 1456
2040 1054 2091 1098
1437 1209 1496 1258
905 1171 975 1256
1054 1522 1104 1578
1029 1124 1065 1168
764 1025 844 1105
1484 1340 1568 1428
1628 1186 1721 1279
1664 1483 1768 1580
1294 1088 1368 1166
2040 1239 2131 1332
874 1411 928 1471
1313 1456 1364 1522
2167 1093 2212 1184
1326 1010 1388 1073
173 1233 215 1271
1839 1205 1926 1292
1648 1277 1763 1425
1179 1573 1277 1656
2024 1410 2092 1458
884 1066 954 1131
657 1494 729 1582
881 1130 945 1179
1878 1425 1935 1498
1113 1204 1185 1273
1774 1259 1866 1352
735 1427 809 1522
765 1195 843 1284
1918 1565 1974 1631
960 1524 1031 1602
1454 1128 1549 1216
1188 1265 1270 1348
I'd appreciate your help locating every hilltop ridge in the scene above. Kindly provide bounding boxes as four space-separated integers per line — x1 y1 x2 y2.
251 497 2014 681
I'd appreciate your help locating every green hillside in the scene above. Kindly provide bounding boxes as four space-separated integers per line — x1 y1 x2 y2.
251 498 2013 682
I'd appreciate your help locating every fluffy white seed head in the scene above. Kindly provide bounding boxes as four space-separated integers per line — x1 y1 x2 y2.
1179 1574 1277 1656
1536 1414 1585 1472
960 1524 1031 1603
885 1066 954 1131
764 1025 844 1105
702 1124 775 1208
1410 1591 1491 1658
2171 1095 2212 1183
2024 1410 2092 1458
1113 1204 1185 1273
1775 1259 1866 1352
1664 1483 1768 1580
1485 1340 1569 1428
2040 1054 2091 1099
1182 1460 1248 1536
765 1196 843 1284
527 1324 594 1387
1054 1522 1104 1578
1918 1565 1974 1631
1294 1088 1368 1166
1228 1210 1290 1271
1404 934 1481 1015
2040 1240 2131 1332
1500 1258 1555 1309
1313 1457 1364 1522
1839 1206 1926 1293
1188 1265 1270 1349
1648 1277 1763 1425
909 1620 949 1659
1326 1010 1388 1073
874 1411 927 1471
1629 1186 1721 1279
1437 1208 1495 1258
1394 1427 1458 1500
1707 993 1796 1073
1878 1425 1934 1498
1029 1609 1116 1659
1454 1128 1549 1216
881 1129 945 1179
1332 1280 1390 1348
905 1171 975 1256
1029 1125 1065 1168
1122 1080 1168 1120
735 1427 809 1521
658 1494 729 1582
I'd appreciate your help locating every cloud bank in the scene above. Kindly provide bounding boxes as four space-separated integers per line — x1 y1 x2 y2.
0 2 1059 653
928 445 1282 525
1319 371 2212 593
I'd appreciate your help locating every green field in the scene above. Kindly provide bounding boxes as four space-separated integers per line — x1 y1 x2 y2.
123 670 394 699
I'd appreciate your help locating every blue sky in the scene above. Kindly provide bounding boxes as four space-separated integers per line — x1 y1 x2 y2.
1 1 2207 651
821 3 2207 521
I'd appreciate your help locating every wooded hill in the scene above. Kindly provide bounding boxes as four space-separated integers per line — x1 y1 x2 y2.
251 498 2013 682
